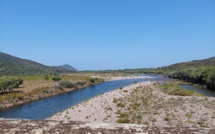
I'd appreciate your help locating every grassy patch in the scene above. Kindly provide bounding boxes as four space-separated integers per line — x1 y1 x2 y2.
116 118 130 123
185 113 193 118
117 102 125 108
160 82 203 96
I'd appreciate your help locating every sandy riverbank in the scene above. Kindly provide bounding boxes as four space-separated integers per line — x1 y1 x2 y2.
107 75 153 81
50 82 152 122
90 75 154 81
49 81 215 128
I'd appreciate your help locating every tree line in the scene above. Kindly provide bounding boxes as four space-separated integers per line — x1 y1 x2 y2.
163 67 215 90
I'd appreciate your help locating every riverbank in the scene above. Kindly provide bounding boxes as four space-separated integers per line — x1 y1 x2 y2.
107 75 153 81
0 74 148 112
50 81 215 128
0 77 104 112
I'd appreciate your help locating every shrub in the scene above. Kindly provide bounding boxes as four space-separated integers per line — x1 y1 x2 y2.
117 102 125 108
137 120 142 124
90 78 95 83
113 98 118 103
185 113 193 118
60 81 74 88
164 116 170 121
136 115 142 120
0 78 23 93
75 81 86 86
119 113 129 118
116 118 130 123
52 76 62 81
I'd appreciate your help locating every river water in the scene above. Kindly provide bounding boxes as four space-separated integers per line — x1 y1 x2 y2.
0 74 213 119
179 85 215 97
0 75 157 119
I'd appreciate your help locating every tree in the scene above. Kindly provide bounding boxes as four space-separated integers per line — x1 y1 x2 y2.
0 78 23 93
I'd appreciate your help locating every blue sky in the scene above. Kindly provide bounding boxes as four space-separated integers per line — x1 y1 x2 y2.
0 0 215 70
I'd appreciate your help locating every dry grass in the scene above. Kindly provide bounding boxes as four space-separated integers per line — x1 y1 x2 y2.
0 73 104 110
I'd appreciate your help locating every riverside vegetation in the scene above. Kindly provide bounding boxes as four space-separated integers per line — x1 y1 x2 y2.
0 74 104 111
95 57 215 91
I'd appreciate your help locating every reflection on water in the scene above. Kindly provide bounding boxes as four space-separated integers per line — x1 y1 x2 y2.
180 85 215 97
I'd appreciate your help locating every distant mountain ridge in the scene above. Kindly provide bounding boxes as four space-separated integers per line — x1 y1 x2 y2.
56 64 78 71
0 52 77 75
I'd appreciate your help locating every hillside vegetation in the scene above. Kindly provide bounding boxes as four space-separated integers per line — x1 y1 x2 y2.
159 57 215 90
95 57 215 90
0 52 77 75
161 57 215 69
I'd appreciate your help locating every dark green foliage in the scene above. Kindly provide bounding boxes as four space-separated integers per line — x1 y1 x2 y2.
116 118 130 123
90 78 95 83
157 57 215 90
165 68 215 90
75 81 86 86
0 78 23 93
52 76 62 81
98 57 215 90
59 81 74 88
117 102 125 108
113 98 118 103
119 113 129 118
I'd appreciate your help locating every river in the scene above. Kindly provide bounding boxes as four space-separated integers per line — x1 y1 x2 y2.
0 74 213 119
0 75 157 119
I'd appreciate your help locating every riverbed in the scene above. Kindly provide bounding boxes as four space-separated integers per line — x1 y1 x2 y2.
0 74 213 119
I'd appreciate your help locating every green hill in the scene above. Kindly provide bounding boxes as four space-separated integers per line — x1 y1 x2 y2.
104 57 215 90
0 52 77 75
161 57 215 70
159 57 215 90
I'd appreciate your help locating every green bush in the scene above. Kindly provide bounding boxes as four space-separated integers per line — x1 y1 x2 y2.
75 81 86 86
113 98 118 103
117 102 125 108
90 78 95 83
59 81 74 88
116 118 130 123
0 78 23 93
52 76 62 81
119 113 129 118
